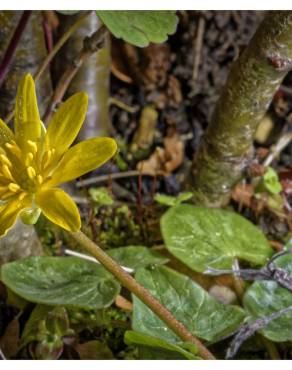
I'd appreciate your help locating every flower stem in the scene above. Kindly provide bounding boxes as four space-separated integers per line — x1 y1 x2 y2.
69 230 216 360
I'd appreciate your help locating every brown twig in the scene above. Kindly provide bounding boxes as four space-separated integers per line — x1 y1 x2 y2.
192 15 205 81
263 132 292 167
109 96 138 113
35 11 92 83
43 24 107 124
76 170 159 188
42 15 54 54
0 11 32 88
69 230 216 360
227 306 292 359
4 10 92 123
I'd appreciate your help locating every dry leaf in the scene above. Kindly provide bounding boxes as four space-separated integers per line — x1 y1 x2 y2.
255 114 274 144
232 183 254 208
137 128 184 176
74 340 113 360
131 106 158 150
115 294 133 311
0 317 20 359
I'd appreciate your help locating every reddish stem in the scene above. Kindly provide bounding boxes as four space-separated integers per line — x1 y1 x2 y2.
0 11 32 88
42 17 54 54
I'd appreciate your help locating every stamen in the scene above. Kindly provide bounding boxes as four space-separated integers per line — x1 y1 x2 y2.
1 192 12 200
5 141 21 157
37 175 43 185
25 152 34 166
0 154 12 167
27 166 36 180
27 140 38 154
2 165 14 181
8 183 20 192
41 175 52 185
0 186 8 193
18 192 27 201
41 149 52 169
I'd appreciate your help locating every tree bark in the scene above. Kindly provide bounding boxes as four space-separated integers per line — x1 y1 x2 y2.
53 12 113 138
192 11 292 207
0 11 52 119
0 10 50 261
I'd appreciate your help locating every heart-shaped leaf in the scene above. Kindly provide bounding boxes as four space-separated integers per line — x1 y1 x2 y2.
96 11 178 47
243 251 292 342
132 265 245 342
108 246 169 270
124 331 200 360
154 192 193 207
161 204 273 273
1 256 120 309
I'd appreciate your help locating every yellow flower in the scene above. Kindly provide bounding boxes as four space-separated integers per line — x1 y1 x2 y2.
0 74 117 236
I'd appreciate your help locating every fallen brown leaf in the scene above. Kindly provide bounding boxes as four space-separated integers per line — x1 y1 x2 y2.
115 294 133 311
137 128 184 176
74 340 113 360
0 317 20 359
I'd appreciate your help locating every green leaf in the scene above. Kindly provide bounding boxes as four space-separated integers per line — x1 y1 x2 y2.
263 167 282 195
155 192 193 207
133 266 245 342
161 204 273 273
96 11 178 47
124 331 200 360
21 305 52 347
89 187 114 206
284 239 292 250
108 246 169 270
1 256 120 309
21 305 71 359
20 305 71 349
243 251 292 342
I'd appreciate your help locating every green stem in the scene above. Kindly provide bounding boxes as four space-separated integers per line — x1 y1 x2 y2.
192 11 292 207
69 230 216 360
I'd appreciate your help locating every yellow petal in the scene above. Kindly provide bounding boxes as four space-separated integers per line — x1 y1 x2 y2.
46 92 88 159
0 118 14 146
14 74 41 149
47 137 117 186
35 188 81 232
0 195 31 237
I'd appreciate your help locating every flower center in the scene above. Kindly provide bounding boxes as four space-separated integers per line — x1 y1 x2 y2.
0 139 56 201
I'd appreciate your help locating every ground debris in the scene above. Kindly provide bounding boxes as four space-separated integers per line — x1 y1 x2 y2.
137 127 184 176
